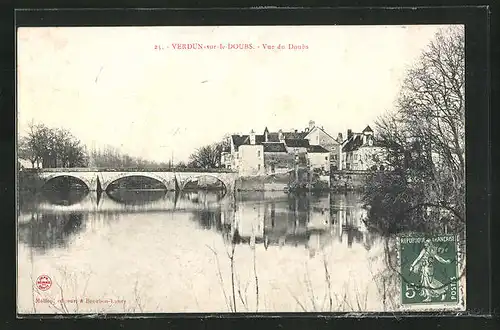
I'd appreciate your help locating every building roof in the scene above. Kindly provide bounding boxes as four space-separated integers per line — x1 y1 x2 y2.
285 139 310 148
362 125 373 133
266 132 280 142
231 135 248 149
283 131 308 139
254 135 265 144
304 125 338 142
231 134 264 149
262 142 287 153
232 123 336 151
342 133 383 152
307 145 330 153
342 134 364 152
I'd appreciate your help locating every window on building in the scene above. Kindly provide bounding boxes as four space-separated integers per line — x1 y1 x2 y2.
257 150 261 158
325 156 328 161
258 164 261 171
271 164 275 173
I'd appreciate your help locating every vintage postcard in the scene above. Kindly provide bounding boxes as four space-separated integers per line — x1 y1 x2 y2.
16 24 466 314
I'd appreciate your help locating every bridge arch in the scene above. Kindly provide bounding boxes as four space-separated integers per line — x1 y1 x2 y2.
101 173 169 192
41 173 92 191
180 174 228 192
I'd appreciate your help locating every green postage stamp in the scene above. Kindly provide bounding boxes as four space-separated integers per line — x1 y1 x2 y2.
398 234 465 310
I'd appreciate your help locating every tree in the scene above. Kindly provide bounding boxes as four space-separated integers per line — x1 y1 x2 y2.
19 122 88 168
189 144 221 168
88 144 170 168
188 137 230 169
18 136 38 168
363 26 465 234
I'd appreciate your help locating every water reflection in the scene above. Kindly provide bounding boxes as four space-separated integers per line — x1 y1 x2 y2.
229 191 375 256
41 188 89 206
18 188 398 313
18 212 86 252
106 189 167 205
18 189 374 254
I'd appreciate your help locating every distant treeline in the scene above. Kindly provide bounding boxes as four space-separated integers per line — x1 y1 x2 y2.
87 146 173 169
18 122 229 170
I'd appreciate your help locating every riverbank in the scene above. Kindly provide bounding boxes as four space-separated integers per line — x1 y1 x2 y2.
235 171 368 193
18 170 44 193
330 170 370 191
235 171 331 192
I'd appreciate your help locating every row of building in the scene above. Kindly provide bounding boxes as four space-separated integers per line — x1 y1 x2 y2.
221 120 385 176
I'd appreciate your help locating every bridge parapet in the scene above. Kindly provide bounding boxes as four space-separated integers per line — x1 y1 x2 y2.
36 167 237 173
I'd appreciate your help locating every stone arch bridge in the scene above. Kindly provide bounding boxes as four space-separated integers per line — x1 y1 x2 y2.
36 168 237 193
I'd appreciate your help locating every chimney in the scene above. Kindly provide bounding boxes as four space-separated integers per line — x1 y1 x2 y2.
250 129 256 145
337 133 343 142
309 120 315 130
347 129 353 139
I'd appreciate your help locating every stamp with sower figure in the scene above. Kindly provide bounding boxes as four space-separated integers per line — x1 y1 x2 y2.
398 234 463 309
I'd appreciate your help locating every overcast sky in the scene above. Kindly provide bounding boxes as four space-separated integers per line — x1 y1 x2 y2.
17 25 451 163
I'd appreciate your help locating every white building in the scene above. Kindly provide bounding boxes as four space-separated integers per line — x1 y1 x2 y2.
341 125 386 171
306 145 330 173
222 121 341 176
18 158 37 170
303 120 342 170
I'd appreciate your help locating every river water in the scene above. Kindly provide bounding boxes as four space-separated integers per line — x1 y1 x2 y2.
17 189 399 313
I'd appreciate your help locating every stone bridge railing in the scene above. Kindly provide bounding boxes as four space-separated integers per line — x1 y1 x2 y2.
31 167 236 173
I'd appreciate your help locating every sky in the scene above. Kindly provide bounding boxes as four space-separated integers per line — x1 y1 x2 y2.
17 25 453 163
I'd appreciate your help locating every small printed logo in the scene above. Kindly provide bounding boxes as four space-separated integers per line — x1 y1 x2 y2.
36 275 52 291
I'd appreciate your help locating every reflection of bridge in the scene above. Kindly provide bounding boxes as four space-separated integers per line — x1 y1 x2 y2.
36 168 237 192
33 191 231 214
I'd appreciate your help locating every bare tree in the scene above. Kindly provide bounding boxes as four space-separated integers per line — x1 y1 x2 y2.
88 145 169 168
188 139 229 169
364 26 465 233
19 122 89 168
18 136 38 168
